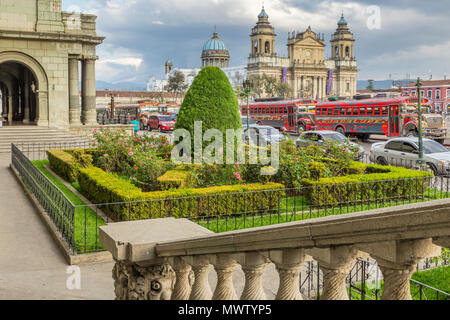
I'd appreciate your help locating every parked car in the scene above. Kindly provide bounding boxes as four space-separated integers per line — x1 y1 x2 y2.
243 125 287 146
147 114 176 132
241 116 257 129
369 137 450 176
296 131 365 160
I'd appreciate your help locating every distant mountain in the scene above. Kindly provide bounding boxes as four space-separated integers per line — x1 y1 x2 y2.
357 79 415 90
95 80 147 91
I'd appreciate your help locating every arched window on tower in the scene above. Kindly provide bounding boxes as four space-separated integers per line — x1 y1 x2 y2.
254 41 258 55
345 46 350 57
335 46 339 58
265 41 270 54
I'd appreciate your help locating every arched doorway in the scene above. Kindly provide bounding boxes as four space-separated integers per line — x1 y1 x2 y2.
0 52 48 126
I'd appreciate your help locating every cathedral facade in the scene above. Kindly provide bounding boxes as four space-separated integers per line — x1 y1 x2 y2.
247 7 358 100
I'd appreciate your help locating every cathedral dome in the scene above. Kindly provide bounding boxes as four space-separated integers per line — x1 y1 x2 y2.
202 32 228 51
258 7 269 19
201 31 230 68
338 14 347 25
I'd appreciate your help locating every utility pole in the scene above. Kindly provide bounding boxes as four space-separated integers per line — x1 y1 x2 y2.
416 78 425 166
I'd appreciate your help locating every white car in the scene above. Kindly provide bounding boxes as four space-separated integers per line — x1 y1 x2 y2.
369 138 450 176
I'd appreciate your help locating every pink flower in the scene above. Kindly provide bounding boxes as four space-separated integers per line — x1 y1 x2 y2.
296 158 299 162
103 154 108 158
282 181 285 184
165 154 169 158
133 166 138 170
246 151 251 156
129 152 134 156
218 148 224 154
99 125 103 129
93 129 98 133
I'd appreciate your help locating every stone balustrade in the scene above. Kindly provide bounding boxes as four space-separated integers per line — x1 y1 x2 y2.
99 198 450 301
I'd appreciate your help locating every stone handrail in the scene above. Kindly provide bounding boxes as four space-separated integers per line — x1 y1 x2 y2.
99 199 450 300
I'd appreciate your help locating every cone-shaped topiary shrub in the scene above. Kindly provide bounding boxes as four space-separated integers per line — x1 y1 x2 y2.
175 66 242 160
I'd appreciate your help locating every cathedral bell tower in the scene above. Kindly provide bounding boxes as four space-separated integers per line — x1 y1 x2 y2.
330 14 355 61
249 6 277 57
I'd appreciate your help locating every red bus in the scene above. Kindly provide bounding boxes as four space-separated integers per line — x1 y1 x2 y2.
240 99 317 132
311 97 447 142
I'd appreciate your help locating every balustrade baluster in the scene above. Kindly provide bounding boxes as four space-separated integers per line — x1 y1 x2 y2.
239 252 269 300
211 254 238 300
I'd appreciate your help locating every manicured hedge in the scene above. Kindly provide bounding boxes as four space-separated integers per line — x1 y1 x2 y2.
157 166 193 190
78 167 285 221
302 163 433 206
47 150 80 183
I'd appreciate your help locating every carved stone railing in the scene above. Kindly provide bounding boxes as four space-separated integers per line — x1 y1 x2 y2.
99 198 450 300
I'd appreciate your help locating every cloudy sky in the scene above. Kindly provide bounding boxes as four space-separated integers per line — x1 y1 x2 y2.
62 0 450 85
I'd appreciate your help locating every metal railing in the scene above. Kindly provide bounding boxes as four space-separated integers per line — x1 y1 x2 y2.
11 144 76 252
11 142 450 256
16 140 96 161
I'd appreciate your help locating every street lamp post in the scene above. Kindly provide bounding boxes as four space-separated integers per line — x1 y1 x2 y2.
110 92 115 121
242 80 252 129
416 78 425 166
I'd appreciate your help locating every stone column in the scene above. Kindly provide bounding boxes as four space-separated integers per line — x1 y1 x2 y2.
81 57 97 126
363 239 441 300
169 257 193 300
308 246 358 300
23 71 30 124
185 256 213 300
69 57 82 125
8 94 13 125
271 249 309 300
239 252 269 300
211 254 238 300
312 76 316 99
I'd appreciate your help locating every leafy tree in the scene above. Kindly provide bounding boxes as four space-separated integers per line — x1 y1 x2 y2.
248 75 264 99
175 66 242 157
164 70 188 102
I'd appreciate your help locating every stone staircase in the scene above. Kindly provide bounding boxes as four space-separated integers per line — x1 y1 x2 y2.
0 126 92 154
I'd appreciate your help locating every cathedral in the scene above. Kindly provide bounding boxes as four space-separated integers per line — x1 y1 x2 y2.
247 7 358 99
148 6 358 100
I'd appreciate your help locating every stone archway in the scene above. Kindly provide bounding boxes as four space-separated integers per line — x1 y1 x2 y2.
0 51 49 126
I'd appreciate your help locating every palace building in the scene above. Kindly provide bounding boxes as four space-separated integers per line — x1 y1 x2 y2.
247 7 358 100
0 0 104 128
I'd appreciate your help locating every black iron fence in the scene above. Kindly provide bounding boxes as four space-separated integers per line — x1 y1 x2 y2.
11 143 450 257
11 144 76 251
15 140 96 161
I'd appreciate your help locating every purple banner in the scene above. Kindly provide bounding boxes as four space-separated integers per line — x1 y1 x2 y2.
282 68 287 84
327 69 333 95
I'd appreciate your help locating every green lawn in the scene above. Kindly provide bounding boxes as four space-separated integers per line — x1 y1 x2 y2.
33 160 105 253
196 191 444 233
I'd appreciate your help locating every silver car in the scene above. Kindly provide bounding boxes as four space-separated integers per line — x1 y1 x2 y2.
243 125 287 146
369 138 450 176
296 131 365 160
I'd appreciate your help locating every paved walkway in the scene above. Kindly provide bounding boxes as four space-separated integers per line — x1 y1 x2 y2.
0 154 114 300
0 154 284 300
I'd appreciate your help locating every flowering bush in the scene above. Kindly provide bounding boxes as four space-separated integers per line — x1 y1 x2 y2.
93 129 175 191
189 163 244 188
